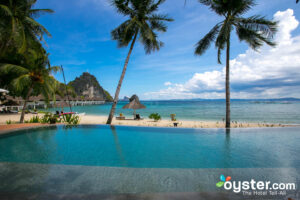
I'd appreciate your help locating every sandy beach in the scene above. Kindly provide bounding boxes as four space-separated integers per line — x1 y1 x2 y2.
0 114 289 128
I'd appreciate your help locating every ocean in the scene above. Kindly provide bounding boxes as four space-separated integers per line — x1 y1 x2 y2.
47 100 300 124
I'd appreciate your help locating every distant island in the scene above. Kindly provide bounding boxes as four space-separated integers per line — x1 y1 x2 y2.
69 72 113 102
119 96 130 101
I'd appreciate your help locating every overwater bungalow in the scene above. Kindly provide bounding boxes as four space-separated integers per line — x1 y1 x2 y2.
1 92 105 112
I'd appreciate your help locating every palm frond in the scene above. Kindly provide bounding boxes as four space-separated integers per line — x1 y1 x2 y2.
39 76 56 103
198 0 214 6
232 0 255 16
217 47 222 64
199 0 227 16
29 9 54 18
0 4 13 16
147 0 166 13
25 17 52 37
111 0 134 16
149 20 167 32
12 74 31 92
28 0 38 7
195 24 220 55
148 14 173 22
49 66 61 73
111 0 172 53
140 23 163 54
236 25 276 50
235 16 277 38
18 23 27 54
0 63 29 75
111 19 137 47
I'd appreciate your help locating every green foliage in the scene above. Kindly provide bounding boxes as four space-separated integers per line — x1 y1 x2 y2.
38 111 49 114
40 113 61 124
195 0 277 63
29 116 40 123
111 0 173 53
23 115 41 123
62 114 80 125
55 82 77 99
104 90 113 102
40 113 51 124
149 113 161 122
6 120 12 124
0 0 56 110
0 0 53 57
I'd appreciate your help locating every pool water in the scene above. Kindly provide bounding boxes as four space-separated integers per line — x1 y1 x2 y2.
0 125 299 168
0 126 299 199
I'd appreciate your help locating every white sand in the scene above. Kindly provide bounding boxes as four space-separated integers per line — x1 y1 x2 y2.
0 114 287 128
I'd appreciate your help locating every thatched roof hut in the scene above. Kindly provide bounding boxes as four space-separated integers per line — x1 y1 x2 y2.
122 95 146 110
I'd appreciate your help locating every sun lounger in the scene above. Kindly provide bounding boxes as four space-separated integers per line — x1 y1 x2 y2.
116 116 126 120
134 114 143 120
9 110 18 113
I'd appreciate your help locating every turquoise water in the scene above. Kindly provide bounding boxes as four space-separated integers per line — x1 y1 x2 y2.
46 100 300 124
1 126 299 198
0 125 299 168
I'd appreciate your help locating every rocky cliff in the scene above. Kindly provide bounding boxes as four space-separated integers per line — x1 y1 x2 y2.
69 72 113 102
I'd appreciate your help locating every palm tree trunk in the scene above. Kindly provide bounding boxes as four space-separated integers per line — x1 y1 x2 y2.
106 32 138 124
20 87 33 123
225 36 231 128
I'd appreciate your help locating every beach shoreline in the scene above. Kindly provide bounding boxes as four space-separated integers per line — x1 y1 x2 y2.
0 114 295 129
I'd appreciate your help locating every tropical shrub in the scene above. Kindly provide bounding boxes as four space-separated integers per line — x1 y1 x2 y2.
149 113 161 122
40 113 60 124
62 114 80 125
40 113 51 124
29 116 40 123
6 120 12 124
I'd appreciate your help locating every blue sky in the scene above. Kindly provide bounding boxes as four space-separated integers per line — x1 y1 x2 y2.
35 0 300 99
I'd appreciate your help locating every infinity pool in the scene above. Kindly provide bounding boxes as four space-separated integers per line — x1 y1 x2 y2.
0 126 299 199
0 125 300 168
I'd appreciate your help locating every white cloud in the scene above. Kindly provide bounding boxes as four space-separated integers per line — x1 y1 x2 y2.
144 9 300 100
77 0 113 12
164 82 172 86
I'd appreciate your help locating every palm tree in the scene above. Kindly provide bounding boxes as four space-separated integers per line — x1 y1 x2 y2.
0 50 60 123
0 0 53 57
106 0 173 124
195 0 277 128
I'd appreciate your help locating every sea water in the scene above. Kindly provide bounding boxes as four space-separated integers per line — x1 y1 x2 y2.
47 100 300 124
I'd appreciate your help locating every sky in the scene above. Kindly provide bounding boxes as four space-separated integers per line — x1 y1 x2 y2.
35 0 300 100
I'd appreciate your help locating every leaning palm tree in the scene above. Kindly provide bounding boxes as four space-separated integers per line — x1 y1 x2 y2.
106 0 173 124
0 50 60 123
195 0 277 128
0 0 53 57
